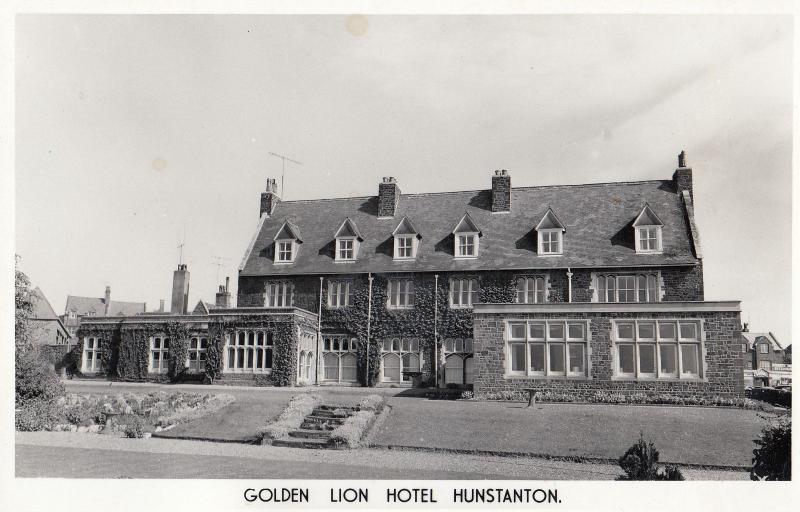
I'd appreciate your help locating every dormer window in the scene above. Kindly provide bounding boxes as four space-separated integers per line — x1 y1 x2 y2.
273 219 302 264
535 208 565 256
632 204 664 254
452 212 481 259
392 217 420 260
334 217 363 262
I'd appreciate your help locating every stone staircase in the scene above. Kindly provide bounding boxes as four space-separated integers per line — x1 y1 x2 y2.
270 404 358 449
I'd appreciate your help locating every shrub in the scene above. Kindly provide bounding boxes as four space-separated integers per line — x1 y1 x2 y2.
617 433 684 481
15 350 65 406
16 400 64 431
64 403 97 425
329 410 374 448
751 415 791 480
356 394 385 412
260 394 321 441
122 415 145 439
460 390 474 400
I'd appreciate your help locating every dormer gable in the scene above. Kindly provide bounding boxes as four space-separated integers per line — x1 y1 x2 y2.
452 212 481 258
334 217 362 261
273 220 302 263
633 203 664 254
535 208 566 232
334 217 363 241
535 208 565 256
392 217 421 260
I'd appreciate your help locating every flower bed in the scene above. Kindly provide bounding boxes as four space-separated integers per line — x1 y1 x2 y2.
472 390 766 410
329 395 385 448
260 394 321 442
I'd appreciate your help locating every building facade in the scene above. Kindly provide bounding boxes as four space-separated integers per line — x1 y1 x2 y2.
740 330 790 387
77 152 744 397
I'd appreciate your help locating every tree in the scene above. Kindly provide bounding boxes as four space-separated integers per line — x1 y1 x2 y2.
751 415 791 481
15 255 35 353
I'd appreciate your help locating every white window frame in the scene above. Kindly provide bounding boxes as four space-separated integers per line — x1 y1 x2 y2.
759 344 769 354
224 330 274 374
449 278 479 309
336 237 357 261
187 336 208 373
538 229 563 255
596 273 660 303
504 320 590 379
455 233 479 259
82 337 103 373
381 338 422 383
758 360 772 371
275 240 296 263
265 282 293 307
394 235 416 260
328 280 353 308
321 335 360 383
387 279 415 309
611 319 704 380
149 336 170 373
515 276 547 303
635 226 663 254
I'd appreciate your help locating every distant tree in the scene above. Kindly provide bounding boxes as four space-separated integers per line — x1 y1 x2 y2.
15 255 35 353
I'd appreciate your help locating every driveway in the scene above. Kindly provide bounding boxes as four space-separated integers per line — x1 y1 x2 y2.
374 399 768 468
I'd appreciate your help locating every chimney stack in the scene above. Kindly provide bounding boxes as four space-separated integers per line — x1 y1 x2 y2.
378 177 400 218
215 276 231 308
491 169 511 213
673 150 693 200
104 286 111 315
171 264 190 315
260 178 281 218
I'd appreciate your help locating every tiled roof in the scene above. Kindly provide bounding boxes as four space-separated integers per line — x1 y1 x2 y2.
31 287 59 320
741 332 783 351
65 295 146 317
240 179 700 276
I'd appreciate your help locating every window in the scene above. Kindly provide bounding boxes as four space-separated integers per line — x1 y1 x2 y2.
82 337 102 373
150 336 169 373
328 281 353 308
275 241 294 263
506 320 589 377
516 277 546 303
226 331 273 373
68 310 76 319
636 226 662 253
613 320 703 380
741 343 747 354
449 278 479 308
759 360 771 371
745 361 753 370
337 238 356 261
395 236 415 259
322 335 360 383
759 344 769 354
265 282 293 307
538 230 562 255
387 279 415 309
456 234 477 258
596 273 659 302
188 337 208 372
381 338 421 383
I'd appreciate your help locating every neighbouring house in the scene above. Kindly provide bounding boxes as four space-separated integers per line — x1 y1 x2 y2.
76 151 744 398
29 287 70 346
740 328 790 388
62 286 145 343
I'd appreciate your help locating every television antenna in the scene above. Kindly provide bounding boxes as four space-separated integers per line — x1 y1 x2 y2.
268 151 303 198
209 256 230 283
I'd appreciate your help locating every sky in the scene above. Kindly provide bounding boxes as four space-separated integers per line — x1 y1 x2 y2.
14 14 792 342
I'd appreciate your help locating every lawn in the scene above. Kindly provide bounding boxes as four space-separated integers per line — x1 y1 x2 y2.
373 398 768 468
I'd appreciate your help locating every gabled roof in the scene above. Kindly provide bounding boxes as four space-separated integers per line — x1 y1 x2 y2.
632 203 664 227
192 301 220 315
452 212 481 235
273 219 303 242
392 216 421 237
31 287 59 320
65 295 146 317
535 208 566 231
741 331 783 351
334 217 363 241
240 179 701 276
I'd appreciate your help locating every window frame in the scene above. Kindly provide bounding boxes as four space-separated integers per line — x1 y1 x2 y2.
380 338 422 383
149 336 170 373
321 335 360 383
515 276 547 304
596 273 660 303
335 237 357 262
387 279 415 310
611 319 704 381
224 330 274 374
455 233 479 259
265 281 293 308
537 228 563 256
82 336 103 373
759 343 769 354
504 319 590 379
187 336 208 373
274 240 296 263
327 280 353 308
394 235 416 260
635 225 663 254
449 278 479 309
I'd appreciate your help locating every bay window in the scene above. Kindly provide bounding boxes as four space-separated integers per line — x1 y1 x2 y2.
506 320 589 377
612 319 703 380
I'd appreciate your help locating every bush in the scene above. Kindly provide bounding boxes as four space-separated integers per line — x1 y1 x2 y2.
749 388 791 408
460 390 474 400
329 410 375 448
260 394 321 441
16 400 64 431
356 394 385 412
751 415 791 480
122 415 145 438
15 350 65 406
617 434 684 481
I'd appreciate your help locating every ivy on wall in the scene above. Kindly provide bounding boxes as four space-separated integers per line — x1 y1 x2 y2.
164 321 190 382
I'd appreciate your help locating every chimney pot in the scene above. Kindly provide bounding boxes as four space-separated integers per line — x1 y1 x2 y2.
260 177 281 218
491 169 511 212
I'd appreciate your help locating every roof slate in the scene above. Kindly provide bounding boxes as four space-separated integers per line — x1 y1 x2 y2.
741 332 783 351
240 179 700 276
65 295 146 317
31 287 59 320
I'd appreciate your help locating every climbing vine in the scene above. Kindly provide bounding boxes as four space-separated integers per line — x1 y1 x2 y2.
165 321 190 382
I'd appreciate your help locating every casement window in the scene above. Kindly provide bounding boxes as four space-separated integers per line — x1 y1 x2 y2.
759 344 769 354
82 337 103 373
275 241 295 263
449 278 479 308
758 360 771 371
456 234 478 258
265 282 293 307
381 338 422 383
226 331 274 373
741 343 748 353
612 320 703 380
636 227 662 253
394 235 415 259
149 336 170 373
328 281 353 308
516 277 547 303
187 337 208 372
387 279 415 309
297 350 315 383
322 335 360 383
596 273 659 303
506 320 589 378
333 218 362 261
538 229 562 255
337 238 356 261
443 338 475 386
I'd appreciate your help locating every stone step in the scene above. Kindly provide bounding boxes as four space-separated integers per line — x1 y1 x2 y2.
272 437 330 449
318 404 359 412
312 408 352 419
304 415 346 424
288 429 331 440
300 420 338 431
